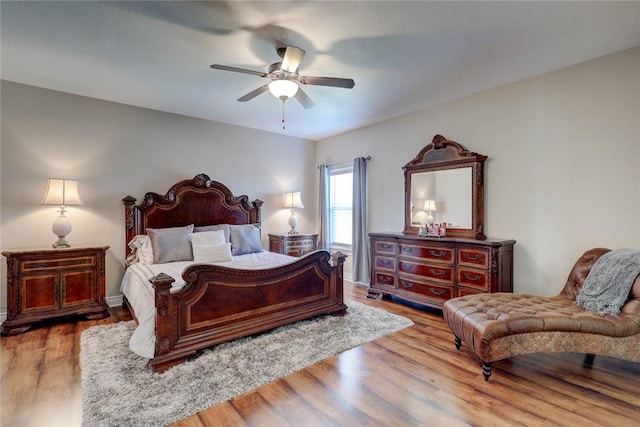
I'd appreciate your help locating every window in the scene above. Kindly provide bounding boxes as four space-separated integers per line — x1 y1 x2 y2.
328 164 353 250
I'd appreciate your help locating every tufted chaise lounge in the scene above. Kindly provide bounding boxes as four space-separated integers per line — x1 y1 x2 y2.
443 248 640 380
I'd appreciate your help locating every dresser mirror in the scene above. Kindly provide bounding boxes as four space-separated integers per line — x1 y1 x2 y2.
403 134 487 240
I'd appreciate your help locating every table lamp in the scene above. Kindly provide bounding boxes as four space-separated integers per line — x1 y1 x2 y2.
42 178 83 248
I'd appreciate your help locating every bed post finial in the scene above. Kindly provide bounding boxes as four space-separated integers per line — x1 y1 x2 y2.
193 173 213 187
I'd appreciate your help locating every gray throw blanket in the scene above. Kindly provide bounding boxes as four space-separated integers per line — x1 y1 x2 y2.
576 248 640 316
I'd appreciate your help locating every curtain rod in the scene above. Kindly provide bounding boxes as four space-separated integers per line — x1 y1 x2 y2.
317 156 371 169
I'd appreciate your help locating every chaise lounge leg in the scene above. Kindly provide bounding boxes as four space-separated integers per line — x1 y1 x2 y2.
454 335 461 350
583 353 595 367
482 362 492 381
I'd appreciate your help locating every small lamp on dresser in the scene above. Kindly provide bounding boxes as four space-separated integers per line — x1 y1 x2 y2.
42 178 83 248
284 191 304 234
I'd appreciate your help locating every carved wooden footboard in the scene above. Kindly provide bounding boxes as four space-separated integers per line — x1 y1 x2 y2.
122 174 346 372
150 250 346 372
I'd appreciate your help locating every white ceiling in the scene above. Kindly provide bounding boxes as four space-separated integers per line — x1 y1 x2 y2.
2 1 640 141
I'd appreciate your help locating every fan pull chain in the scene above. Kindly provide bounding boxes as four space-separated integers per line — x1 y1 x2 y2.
281 99 286 130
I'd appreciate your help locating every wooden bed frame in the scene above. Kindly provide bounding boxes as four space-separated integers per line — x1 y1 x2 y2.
122 173 346 372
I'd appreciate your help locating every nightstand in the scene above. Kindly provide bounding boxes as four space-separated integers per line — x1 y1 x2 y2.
1 245 110 335
269 233 318 257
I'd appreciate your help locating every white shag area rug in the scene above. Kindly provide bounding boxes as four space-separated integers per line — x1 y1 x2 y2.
80 301 413 427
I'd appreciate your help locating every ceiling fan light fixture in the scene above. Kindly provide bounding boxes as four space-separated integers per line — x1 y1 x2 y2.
268 79 298 100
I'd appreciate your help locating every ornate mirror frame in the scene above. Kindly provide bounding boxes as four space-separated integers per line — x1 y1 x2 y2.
403 134 487 240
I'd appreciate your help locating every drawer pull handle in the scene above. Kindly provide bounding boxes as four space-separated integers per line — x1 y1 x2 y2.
429 268 446 277
429 250 446 257
430 288 446 296
380 259 393 267
379 276 392 283
463 272 483 282
381 244 392 249
463 254 482 261
402 247 413 253
402 263 416 272
401 281 414 289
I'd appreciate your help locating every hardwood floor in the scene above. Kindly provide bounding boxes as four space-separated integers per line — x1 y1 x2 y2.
2 282 639 426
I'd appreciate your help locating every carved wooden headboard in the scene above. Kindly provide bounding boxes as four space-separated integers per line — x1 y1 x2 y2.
122 173 263 257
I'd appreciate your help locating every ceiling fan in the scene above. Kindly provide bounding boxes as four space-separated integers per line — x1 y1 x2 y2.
210 45 355 109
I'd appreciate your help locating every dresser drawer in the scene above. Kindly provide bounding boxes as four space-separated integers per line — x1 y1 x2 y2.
456 287 486 298
374 240 397 255
373 272 396 288
399 260 453 283
398 277 453 302
375 256 396 271
398 243 454 264
19 255 97 273
457 267 490 291
458 247 490 269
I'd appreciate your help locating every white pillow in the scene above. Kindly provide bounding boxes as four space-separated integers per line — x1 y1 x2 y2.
190 230 226 247
193 242 233 263
126 234 154 265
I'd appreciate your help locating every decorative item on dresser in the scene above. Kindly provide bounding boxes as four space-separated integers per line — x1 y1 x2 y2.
368 233 514 309
368 134 515 310
269 233 319 257
1 245 109 335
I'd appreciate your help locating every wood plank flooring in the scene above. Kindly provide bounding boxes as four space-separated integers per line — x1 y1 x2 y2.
2 282 639 426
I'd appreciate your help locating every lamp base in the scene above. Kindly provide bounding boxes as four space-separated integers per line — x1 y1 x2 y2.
288 210 299 234
51 213 72 249
52 238 71 249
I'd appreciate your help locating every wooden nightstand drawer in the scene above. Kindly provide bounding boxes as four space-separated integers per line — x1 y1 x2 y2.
2 245 109 335
269 234 318 257
19 255 97 272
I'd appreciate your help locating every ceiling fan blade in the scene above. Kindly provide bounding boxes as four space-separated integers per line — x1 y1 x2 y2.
280 46 305 73
294 87 316 109
300 76 355 89
237 85 269 102
210 64 267 78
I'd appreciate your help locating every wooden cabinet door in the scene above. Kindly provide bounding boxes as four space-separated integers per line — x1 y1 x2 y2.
62 269 96 308
20 273 58 313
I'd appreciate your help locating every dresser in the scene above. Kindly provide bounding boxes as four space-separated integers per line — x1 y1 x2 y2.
1 245 110 335
368 233 515 309
269 233 318 257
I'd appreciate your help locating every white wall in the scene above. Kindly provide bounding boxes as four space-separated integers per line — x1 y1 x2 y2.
0 81 316 308
316 47 640 296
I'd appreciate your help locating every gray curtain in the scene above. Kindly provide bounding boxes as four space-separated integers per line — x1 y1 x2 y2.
352 157 369 283
318 164 330 250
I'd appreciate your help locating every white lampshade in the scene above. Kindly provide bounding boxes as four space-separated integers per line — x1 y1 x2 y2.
423 199 436 212
269 79 299 100
284 191 304 209
42 179 83 206
42 178 83 248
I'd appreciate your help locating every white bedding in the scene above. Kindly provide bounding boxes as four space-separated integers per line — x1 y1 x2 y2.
120 251 298 359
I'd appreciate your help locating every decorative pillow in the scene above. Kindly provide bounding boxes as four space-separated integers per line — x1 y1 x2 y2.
229 224 263 256
193 242 233 263
194 224 230 242
147 225 194 264
190 230 226 247
125 234 154 266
